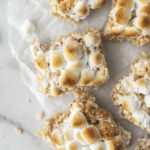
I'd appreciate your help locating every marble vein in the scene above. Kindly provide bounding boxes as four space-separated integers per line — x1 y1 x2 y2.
0 114 39 141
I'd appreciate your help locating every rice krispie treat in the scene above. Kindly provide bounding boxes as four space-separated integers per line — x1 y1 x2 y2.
30 28 109 98
49 0 105 23
112 52 150 133
104 0 150 47
38 92 131 150
135 137 150 150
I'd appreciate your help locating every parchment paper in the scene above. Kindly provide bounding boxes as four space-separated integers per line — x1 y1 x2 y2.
8 0 150 149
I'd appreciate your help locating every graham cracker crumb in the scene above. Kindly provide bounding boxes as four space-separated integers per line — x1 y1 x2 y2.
15 128 23 135
36 112 45 120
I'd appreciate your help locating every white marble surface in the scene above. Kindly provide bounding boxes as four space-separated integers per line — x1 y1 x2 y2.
1 0 150 150
0 1 51 149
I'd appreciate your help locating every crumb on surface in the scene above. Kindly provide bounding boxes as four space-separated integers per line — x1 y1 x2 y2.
27 98 31 103
36 112 45 120
15 128 23 135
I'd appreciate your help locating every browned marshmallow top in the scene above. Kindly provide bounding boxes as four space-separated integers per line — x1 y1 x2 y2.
30 28 109 98
37 92 131 150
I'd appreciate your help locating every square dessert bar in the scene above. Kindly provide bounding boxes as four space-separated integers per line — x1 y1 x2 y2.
135 137 150 150
112 52 150 133
30 28 109 98
38 92 131 150
49 0 105 23
104 0 150 46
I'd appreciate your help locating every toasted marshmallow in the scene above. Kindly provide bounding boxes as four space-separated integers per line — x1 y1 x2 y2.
59 70 79 88
51 85 64 96
124 27 140 37
90 53 104 67
123 98 139 113
50 53 65 69
144 95 150 107
66 141 78 150
132 110 147 123
89 0 105 9
137 5 150 16
117 0 133 8
115 8 131 25
34 54 46 70
71 62 83 70
21 19 35 36
105 141 115 150
80 70 95 86
135 0 149 5
91 141 106 150
63 129 72 142
31 28 109 98
57 146 66 150
134 78 150 95
84 33 100 47
111 26 125 35
74 130 86 145
71 111 87 128
81 125 101 144
74 1 89 17
132 60 147 76
134 16 150 31
51 130 64 146
90 66 109 85
64 39 83 62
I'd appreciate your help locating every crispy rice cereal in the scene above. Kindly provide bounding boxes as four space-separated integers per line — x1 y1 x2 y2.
135 137 150 150
30 28 109 98
112 52 150 133
104 0 150 46
37 92 131 150
49 0 105 23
